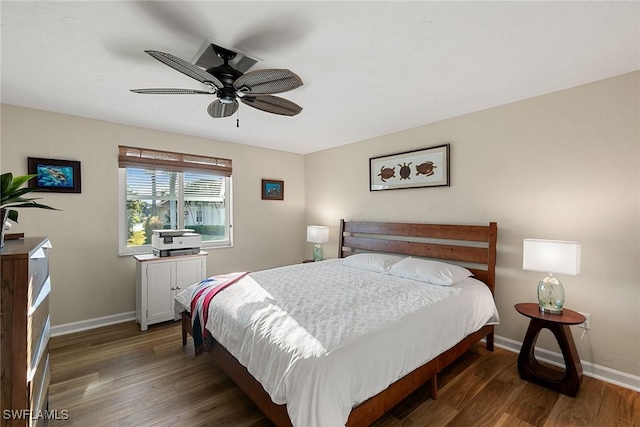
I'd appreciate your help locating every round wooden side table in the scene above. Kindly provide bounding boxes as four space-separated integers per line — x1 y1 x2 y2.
514 303 586 397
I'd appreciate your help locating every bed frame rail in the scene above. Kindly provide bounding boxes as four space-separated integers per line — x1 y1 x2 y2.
180 315 493 427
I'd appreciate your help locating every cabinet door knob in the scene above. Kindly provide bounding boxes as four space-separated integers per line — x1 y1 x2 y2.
177 286 181 290
171 287 176 290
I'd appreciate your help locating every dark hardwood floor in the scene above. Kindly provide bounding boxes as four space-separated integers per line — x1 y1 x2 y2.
48 321 639 427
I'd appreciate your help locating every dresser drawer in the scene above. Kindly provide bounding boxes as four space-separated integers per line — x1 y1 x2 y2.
29 274 51 316
28 312 50 381
29 351 50 427
28 243 50 308
28 273 50 366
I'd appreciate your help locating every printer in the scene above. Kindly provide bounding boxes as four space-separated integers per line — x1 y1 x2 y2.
152 229 201 257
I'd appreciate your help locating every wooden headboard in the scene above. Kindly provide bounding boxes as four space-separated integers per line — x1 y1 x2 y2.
338 220 498 294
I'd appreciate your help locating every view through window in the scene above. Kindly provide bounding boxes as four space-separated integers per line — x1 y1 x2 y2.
118 146 232 254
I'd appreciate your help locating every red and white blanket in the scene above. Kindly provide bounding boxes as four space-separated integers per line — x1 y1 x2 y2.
189 272 249 354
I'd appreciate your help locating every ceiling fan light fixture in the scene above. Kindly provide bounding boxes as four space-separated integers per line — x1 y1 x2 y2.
207 99 239 118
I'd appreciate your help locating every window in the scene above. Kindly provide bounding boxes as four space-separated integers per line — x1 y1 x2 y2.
118 146 232 255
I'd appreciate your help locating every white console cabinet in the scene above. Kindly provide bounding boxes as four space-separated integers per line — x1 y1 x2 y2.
134 252 207 331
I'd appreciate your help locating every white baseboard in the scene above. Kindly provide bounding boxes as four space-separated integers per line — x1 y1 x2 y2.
493 334 640 393
51 311 136 337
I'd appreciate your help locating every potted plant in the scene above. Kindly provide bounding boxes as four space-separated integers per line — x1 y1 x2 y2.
1 172 58 247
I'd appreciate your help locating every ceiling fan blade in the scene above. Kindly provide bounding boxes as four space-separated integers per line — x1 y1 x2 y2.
134 2 209 43
233 20 311 55
145 51 223 89
130 88 214 95
207 100 239 118
241 95 302 116
233 69 303 95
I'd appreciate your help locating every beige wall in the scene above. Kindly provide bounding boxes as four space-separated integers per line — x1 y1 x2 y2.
305 71 640 376
2 72 638 378
1 105 306 325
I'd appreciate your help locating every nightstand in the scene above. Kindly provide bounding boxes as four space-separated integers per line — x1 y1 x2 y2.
515 303 586 397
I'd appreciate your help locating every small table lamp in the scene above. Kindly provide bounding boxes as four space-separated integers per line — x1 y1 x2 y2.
523 239 581 314
307 226 329 261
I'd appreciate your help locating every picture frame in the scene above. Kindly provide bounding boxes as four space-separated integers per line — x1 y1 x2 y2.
369 143 450 191
28 157 82 193
261 179 284 201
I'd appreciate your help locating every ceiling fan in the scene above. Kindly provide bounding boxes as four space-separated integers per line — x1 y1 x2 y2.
130 44 303 118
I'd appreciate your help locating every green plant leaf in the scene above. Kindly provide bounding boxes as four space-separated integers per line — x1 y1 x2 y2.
10 202 58 210
6 187 41 198
1 174 36 199
1 172 58 216
2 195 46 206
0 173 12 193
7 174 35 190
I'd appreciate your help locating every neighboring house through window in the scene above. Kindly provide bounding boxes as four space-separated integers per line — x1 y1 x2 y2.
118 146 232 255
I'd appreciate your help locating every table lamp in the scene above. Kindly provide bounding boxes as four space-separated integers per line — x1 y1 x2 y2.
307 226 329 261
523 239 581 314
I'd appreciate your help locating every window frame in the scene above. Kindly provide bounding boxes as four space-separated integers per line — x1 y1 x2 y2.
118 156 233 256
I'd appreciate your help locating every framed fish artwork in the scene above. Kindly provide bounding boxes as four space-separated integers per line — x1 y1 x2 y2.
369 144 450 191
28 157 81 193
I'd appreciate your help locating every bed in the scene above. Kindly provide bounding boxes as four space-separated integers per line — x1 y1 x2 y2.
175 220 498 427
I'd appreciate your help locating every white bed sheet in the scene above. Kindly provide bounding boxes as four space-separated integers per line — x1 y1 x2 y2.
175 259 499 427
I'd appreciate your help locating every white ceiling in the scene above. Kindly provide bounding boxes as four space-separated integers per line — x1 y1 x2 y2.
1 1 639 154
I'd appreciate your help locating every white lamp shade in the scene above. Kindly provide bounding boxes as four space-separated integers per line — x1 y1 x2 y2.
307 226 329 244
523 239 581 276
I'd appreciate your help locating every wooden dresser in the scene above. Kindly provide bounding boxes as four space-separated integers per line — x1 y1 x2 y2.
1 237 52 427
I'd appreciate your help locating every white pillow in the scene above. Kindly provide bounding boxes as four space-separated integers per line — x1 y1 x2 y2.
387 257 472 286
341 253 404 273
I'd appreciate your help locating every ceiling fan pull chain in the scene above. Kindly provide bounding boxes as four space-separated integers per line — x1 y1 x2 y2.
237 108 240 128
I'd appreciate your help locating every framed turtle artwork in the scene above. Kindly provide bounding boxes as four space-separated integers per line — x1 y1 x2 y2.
369 143 450 191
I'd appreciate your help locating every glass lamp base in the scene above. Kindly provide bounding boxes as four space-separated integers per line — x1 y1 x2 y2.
313 244 324 262
538 274 565 314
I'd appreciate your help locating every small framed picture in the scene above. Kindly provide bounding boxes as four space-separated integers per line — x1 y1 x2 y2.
261 179 284 201
28 157 81 193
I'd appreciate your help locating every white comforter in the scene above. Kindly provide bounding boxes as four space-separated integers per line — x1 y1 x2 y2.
175 259 499 427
